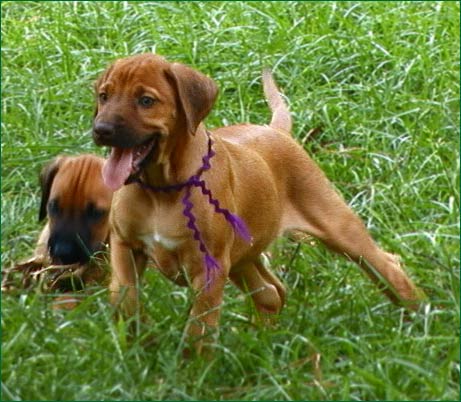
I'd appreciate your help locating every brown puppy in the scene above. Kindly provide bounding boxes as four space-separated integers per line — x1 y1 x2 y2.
17 154 113 293
92 54 424 354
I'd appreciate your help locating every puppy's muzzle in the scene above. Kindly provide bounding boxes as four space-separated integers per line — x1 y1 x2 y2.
48 231 93 265
93 121 116 144
93 120 143 149
93 121 130 147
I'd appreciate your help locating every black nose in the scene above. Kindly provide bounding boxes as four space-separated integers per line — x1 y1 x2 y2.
93 121 115 143
49 239 90 265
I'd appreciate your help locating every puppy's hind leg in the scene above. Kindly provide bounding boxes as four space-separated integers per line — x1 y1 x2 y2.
230 256 286 314
285 160 425 309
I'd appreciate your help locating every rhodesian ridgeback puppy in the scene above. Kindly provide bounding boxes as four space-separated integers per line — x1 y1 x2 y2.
15 154 113 294
92 54 424 354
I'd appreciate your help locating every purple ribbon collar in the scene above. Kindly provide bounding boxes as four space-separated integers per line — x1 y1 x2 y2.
133 131 252 286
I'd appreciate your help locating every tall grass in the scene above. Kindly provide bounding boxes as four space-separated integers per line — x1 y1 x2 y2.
2 2 459 400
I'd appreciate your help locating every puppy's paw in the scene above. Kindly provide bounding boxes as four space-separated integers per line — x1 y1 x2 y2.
3 256 47 290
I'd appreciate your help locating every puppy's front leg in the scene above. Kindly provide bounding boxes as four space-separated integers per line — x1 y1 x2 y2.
10 224 51 289
109 234 147 318
34 223 50 261
184 256 229 356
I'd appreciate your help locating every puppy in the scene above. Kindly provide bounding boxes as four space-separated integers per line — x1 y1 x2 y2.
10 154 113 295
92 54 424 353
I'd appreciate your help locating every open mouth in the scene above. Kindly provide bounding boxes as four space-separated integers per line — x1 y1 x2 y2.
102 136 159 191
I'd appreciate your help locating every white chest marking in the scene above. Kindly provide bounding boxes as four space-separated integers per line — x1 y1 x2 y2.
142 232 179 251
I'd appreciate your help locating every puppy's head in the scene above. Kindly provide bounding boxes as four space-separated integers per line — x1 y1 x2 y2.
39 155 113 265
92 54 218 191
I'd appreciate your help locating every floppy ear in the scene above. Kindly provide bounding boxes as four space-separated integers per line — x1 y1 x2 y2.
38 157 64 222
168 63 218 135
92 64 113 119
93 76 102 119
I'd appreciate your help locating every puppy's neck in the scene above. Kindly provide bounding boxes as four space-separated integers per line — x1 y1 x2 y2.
142 125 210 187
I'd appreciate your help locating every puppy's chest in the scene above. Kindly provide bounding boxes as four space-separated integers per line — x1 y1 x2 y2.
141 230 181 252
136 227 187 285
138 208 188 253
115 196 187 253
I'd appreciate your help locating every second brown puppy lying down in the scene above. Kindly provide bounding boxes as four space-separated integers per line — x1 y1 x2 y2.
92 54 425 354
9 154 113 297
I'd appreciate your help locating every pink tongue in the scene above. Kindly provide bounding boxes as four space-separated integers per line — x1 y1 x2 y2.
102 148 134 191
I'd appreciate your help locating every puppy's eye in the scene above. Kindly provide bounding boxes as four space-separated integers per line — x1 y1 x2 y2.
86 203 107 221
99 93 108 102
48 199 60 217
138 96 156 108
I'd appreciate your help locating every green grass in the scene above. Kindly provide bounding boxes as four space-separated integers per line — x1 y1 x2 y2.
1 1 459 400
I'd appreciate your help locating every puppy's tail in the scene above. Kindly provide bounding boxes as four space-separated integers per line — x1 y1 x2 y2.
263 69 292 134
